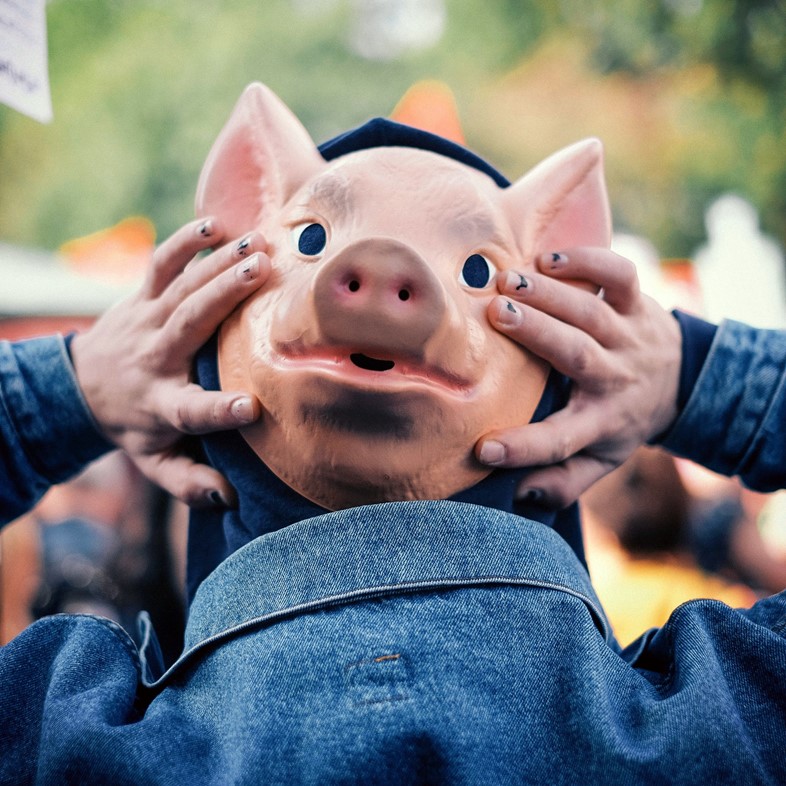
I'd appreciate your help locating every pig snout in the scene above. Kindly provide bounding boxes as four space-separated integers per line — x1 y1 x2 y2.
312 239 447 357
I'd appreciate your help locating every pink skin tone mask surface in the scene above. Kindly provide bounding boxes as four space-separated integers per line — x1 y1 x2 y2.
196 83 611 510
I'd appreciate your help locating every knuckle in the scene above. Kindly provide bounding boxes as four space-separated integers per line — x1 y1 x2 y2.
165 276 191 307
552 432 575 463
606 365 636 394
569 342 593 375
170 402 194 433
578 298 606 337
172 305 200 339
617 257 639 292
138 343 166 372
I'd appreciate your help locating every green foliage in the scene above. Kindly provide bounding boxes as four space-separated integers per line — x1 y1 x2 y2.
1 0 785 257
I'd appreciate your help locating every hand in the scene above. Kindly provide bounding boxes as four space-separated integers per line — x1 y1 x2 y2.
71 218 271 506
476 247 682 508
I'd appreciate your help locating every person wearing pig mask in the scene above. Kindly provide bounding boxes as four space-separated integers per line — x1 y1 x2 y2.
2 83 786 785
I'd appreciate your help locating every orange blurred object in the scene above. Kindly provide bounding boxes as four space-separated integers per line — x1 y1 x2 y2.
60 216 155 285
391 80 465 145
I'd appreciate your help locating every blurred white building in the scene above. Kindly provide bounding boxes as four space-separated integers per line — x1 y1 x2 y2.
694 194 786 329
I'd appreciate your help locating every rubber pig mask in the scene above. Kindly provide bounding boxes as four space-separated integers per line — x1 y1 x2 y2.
196 83 611 511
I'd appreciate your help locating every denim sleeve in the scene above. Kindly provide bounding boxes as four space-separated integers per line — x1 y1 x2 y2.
660 319 786 491
0 336 112 525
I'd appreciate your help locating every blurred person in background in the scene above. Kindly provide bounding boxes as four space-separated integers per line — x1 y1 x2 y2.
682 462 786 598
580 445 757 646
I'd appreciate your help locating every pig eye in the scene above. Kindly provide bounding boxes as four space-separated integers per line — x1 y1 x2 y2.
459 254 494 289
291 222 327 256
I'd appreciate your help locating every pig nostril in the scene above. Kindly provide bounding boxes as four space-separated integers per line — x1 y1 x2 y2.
348 280 360 292
398 289 410 301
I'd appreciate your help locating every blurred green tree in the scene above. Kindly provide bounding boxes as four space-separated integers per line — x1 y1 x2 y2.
0 0 783 258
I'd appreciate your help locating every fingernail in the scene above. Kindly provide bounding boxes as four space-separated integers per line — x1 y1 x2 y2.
197 219 214 238
236 235 253 256
543 252 568 270
502 270 530 293
208 490 229 507
230 396 256 424
236 253 260 281
495 299 522 327
479 440 506 465
519 488 544 504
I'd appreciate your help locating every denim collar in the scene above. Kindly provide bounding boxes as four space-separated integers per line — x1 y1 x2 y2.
153 501 608 690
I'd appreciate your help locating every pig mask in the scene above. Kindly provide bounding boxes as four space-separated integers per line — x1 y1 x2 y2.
195 83 611 511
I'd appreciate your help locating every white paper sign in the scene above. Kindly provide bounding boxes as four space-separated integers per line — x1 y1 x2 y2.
0 0 52 123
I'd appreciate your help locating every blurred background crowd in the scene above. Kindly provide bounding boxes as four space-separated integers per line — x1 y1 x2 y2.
1 0 785 658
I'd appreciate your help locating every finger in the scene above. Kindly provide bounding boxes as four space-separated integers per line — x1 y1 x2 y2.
476 405 610 469
488 296 617 384
144 218 225 299
537 248 640 313
162 386 261 435
157 251 271 362
134 451 238 508
158 231 268 315
496 269 619 347
515 454 620 509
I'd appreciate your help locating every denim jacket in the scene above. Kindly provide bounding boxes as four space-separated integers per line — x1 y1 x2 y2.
1 499 785 785
0 336 111 526
1 320 786 783
661 318 786 491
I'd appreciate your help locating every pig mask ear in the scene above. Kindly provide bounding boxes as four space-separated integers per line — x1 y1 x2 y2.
195 82 324 238
504 138 612 256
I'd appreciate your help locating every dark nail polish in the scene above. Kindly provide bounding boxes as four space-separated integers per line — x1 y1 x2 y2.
209 490 226 507
515 274 528 291
237 236 252 256
197 220 214 237
521 488 543 504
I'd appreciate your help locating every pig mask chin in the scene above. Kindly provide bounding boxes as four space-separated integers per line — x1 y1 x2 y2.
196 83 611 511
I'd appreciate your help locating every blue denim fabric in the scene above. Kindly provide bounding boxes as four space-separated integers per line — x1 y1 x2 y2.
2 501 785 784
0 336 111 525
661 319 786 491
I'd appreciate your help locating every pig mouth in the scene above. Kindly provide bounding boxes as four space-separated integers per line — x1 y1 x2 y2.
350 353 395 372
275 340 473 393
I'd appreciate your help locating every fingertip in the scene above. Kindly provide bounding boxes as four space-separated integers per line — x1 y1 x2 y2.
258 251 272 280
235 251 272 286
204 484 238 509
517 487 546 505
516 481 568 510
537 252 569 273
173 391 262 434
229 395 260 425
186 473 238 509
195 216 224 243
477 439 507 466
488 296 523 329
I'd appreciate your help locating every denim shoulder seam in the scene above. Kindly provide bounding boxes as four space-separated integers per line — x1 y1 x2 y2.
41 613 142 674
146 575 609 693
